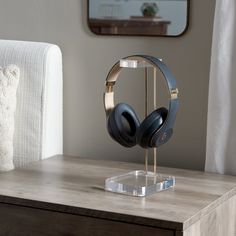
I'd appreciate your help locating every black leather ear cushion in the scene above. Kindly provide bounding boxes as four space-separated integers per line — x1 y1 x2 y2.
137 107 168 148
107 103 140 147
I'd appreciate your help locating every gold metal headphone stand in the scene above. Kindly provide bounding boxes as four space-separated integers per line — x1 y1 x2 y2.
144 66 157 174
105 58 175 197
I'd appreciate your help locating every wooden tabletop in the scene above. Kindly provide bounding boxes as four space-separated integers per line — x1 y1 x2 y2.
0 155 235 231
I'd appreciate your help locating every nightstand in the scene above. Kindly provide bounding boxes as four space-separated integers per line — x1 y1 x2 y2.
0 155 235 235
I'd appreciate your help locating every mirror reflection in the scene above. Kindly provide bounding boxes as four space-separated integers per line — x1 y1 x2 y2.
88 0 189 37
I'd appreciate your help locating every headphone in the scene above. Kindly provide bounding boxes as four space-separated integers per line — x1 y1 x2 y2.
104 55 179 149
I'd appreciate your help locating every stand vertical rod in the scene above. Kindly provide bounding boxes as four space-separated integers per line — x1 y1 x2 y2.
153 68 157 174
145 67 148 173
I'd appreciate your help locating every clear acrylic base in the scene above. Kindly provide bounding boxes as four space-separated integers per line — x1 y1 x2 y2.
105 170 175 197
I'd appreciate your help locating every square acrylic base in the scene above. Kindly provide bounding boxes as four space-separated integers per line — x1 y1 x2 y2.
105 170 175 197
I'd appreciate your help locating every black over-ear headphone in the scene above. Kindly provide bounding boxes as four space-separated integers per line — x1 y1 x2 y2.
104 55 179 149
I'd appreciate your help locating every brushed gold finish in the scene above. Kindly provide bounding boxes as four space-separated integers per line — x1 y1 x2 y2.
145 67 149 173
105 81 115 93
153 67 157 174
145 150 148 173
103 92 115 115
145 68 148 117
104 56 179 115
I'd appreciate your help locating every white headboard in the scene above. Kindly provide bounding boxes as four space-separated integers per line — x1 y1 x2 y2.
0 40 63 167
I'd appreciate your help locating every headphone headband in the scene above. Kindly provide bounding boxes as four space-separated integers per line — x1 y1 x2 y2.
104 55 178 112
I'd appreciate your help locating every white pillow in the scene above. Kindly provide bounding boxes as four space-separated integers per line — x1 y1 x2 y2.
0 65 20 171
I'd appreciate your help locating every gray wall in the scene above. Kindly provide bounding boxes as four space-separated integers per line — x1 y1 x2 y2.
0 0 215 170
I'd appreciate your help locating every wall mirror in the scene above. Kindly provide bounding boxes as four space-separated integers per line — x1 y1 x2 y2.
88 0 189 37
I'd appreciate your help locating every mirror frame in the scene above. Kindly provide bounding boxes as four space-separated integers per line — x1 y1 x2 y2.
87 0 190 37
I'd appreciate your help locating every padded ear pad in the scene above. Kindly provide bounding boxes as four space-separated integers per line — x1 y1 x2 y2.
137 107 168 148
107 103 140 147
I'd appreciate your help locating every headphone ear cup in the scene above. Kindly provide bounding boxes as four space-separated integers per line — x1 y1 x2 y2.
107 103 140 147
137 107 168 148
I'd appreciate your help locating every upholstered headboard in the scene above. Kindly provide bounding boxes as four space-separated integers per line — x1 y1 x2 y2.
0 40 63 167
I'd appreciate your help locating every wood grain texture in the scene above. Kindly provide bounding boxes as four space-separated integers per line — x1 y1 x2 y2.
183 195 236 236
0 203 174 236
0 155 235 232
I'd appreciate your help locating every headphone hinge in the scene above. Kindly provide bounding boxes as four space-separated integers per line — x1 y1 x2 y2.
171 88 179 99
105 81 115 93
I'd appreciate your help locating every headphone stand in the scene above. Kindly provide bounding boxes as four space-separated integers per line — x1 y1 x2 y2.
105 58 175 197
144 65 157 174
